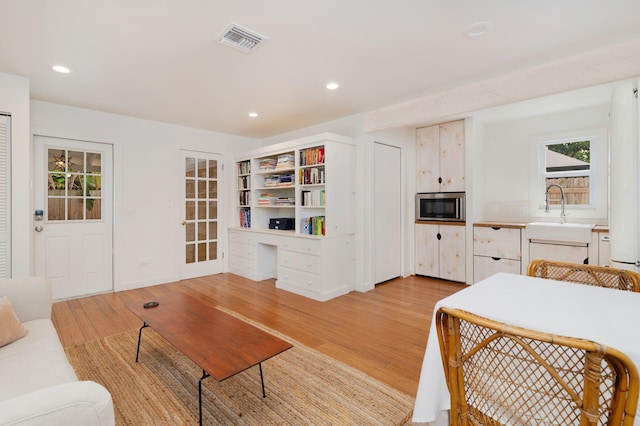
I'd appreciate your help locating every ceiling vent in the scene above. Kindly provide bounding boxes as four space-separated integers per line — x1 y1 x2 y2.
217 23 267 53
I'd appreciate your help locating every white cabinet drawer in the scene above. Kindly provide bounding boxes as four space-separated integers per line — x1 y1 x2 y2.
473 255 521 283
278 250 320 274
278 267 321 291
229 241 256 260
229 256 257 276
473 226 521 260
279 237 321 256
229 230 256 244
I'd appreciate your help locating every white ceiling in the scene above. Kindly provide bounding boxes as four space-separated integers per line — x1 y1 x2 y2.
1 1 639 139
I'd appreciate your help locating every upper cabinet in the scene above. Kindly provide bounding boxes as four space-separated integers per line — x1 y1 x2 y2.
416 120 465 193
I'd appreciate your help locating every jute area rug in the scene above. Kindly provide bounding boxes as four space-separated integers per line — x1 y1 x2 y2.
65 307 415 425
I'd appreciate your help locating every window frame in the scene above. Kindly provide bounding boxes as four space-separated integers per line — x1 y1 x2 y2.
540 137 594 209
528 128 607 221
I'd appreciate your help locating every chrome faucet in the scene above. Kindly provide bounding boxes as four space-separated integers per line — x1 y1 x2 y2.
545 184 566 223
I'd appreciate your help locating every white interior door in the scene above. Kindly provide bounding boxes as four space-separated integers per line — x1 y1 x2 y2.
33 136 113 300
179 150 223 279
373 142 402 284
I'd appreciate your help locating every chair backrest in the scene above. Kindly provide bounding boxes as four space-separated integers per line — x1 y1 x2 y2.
527 259 640 293
436 307 639 426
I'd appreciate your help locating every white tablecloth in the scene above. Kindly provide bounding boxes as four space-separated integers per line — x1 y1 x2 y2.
412 272 640 425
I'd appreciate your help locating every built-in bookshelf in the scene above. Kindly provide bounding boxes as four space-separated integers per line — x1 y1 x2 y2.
230 133 356 301
233 134 354 237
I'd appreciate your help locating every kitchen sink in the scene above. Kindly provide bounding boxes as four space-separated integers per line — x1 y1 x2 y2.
525 222 595 244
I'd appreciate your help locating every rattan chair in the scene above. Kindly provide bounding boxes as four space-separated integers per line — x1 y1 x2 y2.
527 259 640 292
436 307 639 425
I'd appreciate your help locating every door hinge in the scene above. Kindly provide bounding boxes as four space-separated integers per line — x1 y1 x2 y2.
221 164 224 171
222 251 224 259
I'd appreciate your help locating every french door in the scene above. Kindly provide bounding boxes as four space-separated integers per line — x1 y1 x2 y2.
179 150 223 279
33 136 113 300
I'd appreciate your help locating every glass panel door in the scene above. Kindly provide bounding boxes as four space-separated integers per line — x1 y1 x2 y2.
181 150 222 279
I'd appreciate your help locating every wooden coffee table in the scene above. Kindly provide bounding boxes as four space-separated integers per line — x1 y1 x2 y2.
126 293 293 425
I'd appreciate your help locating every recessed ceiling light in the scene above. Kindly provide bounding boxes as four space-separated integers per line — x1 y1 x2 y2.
52 65 71 74
464 21 493 38
326 82 339 90
248 112 259 118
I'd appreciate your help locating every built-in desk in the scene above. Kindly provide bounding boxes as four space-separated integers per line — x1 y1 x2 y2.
228 228 355 301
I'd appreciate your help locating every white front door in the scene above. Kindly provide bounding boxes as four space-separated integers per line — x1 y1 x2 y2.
179 150 223 279
33 136 113 300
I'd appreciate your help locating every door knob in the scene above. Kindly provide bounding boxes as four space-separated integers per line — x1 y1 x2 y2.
35 225 44 232
181 221 187 226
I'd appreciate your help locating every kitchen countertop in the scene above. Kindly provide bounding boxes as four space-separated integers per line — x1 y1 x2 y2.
473 221 609 232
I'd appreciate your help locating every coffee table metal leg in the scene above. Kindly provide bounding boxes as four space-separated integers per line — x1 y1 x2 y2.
259 363 266 398
135 322 149 362
198 370 210 426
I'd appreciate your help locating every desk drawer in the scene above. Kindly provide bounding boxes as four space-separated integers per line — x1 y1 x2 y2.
229 241 256 260
278 267 320 291
229 256 257 278
278 250 320 274
279 237 321 256
229 230 256 244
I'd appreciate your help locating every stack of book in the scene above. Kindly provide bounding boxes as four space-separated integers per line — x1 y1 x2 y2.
276 154 295 169
258 158 277 171
300 216 325 235
237 175 250 189
257 193 275 206
275 197 295 206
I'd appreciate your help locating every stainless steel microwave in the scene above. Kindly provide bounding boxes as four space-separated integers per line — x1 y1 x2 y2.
415 192 465 222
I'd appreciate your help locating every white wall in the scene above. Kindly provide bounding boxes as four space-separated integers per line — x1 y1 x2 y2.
476 103 610 224
0 72 31 277
31 100 260 291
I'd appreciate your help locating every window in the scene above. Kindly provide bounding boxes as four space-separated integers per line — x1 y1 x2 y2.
541 138 592 207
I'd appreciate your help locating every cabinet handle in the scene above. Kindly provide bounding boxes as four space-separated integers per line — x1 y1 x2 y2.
438 177 442 184
491 257 501 261
437 233 441 240
491 227 501 230
583 258 588 265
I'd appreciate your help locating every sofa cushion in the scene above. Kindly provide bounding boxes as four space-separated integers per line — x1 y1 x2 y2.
0 319 77 401
0 296 27 347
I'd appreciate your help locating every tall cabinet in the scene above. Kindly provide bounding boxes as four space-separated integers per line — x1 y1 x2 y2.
415 119 467 283
229 133 356 301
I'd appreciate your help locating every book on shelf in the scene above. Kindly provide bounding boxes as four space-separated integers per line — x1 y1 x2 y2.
275 153 295 169
300 189 325 206
275 197 295 206
299 167 325 185
300 215 325 236
299 146 325 166
257 193 276 206
258 158 277 171
237 175 250 189
238 191 250 206
239 208 251 228
264 173 294 187
237 161 251 175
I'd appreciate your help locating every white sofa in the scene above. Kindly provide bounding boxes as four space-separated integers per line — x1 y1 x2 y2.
0 277 114 425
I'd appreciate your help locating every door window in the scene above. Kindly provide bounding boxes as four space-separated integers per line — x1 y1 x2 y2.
184 157 218 264
47 149 102 221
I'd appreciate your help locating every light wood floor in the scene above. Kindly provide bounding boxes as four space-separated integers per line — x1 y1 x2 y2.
51 273 465 397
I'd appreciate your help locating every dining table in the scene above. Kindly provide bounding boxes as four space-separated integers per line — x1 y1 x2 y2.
412 272 640 425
